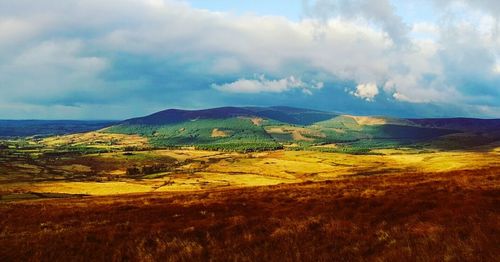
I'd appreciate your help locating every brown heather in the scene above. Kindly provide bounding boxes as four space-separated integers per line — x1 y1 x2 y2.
1 167 499 261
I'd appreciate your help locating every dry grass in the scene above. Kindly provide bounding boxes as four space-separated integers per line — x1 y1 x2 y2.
265 126 325 141
312 143 338 149
346 115 388 125
42 132 149 149
1 167 499 261
344 115 412 126
2 148 499 196
237 116 264 126
210 129 229 138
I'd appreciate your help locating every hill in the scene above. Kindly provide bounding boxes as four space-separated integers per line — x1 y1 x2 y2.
0 120 116 138
408 118 500 132
122 106 337 126
104 106 500 152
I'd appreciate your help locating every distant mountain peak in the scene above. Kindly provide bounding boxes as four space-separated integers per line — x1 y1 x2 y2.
122 106 338 126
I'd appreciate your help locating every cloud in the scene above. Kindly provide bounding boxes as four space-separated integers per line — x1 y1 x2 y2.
0 39 109 105
212 75 323 95
433 0 500 17
302 0 410 45
392 92 410 102
349 83 379 101
0 0 498 118
494 64 500 74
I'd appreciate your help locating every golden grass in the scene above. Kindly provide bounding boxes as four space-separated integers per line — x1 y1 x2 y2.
210 128 229 138
344 115 412 126
2 130 499 261
346 115 388 125
1 167 498 261
29 181 154 195
2 148 498 197
42 132 149 149
312 143 338 149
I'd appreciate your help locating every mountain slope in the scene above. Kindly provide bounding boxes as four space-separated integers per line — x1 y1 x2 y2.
103 106 500 152
123 106 337 126
408 118 500 132
0 120 116 137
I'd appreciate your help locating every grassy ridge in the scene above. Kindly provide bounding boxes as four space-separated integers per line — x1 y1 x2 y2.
105 115 464 153
105 118 282 152
104 107 498 152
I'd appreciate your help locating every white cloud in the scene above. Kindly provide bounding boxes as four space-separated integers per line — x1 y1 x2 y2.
392 92 410 102
0 0 429 103
212 75 323 95
0 40 109 103
302 0 410 45
210 57 242 74
433 0 500 17
494 63 500 74
350 83 379 101
0 0 498 117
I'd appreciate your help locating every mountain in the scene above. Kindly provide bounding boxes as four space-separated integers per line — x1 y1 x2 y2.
104 106 500 152
122 106 337 126
408 118 500 132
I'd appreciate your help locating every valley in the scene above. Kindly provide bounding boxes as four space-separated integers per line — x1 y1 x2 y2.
1 129 499 198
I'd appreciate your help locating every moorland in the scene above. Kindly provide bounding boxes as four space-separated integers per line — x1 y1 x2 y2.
0 106 499 261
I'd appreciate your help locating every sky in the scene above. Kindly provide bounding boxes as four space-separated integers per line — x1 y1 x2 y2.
0 0 499 119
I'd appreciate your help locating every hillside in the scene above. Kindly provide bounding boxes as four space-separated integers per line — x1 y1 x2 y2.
122 106 337 126
0 120 116 138
103 106 500 152
408 118 500 132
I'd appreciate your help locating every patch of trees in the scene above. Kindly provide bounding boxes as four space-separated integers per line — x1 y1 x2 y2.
106 118 283 152
195 142 283 153
124 146 139 152
126 163 176 177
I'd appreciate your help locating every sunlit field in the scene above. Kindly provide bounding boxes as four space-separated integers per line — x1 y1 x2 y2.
1 132 499 261
1 133 499 197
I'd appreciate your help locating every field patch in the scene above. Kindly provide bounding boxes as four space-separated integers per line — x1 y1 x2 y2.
43 132 149 149
211 128 230 138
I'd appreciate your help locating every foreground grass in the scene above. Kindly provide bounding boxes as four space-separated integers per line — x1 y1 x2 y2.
1 167 499 261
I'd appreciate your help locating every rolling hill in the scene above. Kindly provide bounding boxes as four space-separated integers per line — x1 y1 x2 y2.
0 120 116 138
103 106 500 152
122 106 337 126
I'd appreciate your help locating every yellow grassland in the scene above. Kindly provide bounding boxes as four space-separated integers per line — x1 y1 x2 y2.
42 132 149 148
346 115 388 125
2 146 499 197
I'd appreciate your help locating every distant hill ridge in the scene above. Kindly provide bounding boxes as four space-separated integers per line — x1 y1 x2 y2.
407 118 500 132
3 106 499 152
122 106 500 130
100 106 500 152
122 106 337 126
